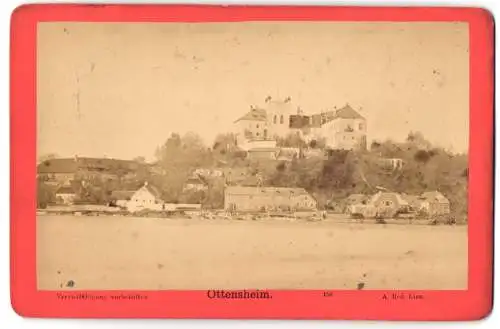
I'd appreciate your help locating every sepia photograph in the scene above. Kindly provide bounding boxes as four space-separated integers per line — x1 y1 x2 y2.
36 21 469 291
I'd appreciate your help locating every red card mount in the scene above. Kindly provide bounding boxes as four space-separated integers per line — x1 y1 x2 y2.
10 4 493 320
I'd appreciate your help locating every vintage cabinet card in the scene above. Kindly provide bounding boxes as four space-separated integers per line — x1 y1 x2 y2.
10 4 493 320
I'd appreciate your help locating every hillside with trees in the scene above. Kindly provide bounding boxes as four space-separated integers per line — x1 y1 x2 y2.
37 130 468 221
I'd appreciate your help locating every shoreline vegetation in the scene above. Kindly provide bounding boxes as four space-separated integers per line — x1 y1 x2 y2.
37 208 465 226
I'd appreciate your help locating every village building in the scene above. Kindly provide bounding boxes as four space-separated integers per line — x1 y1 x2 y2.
224 186 317 212
233 107 268 143
55 185 77 205
37 156 146 186
420 191 451 216
344 193 370 215
401 194 426 212
367 191 410 217
314 105 367 151
126 182 165 212
110 190 136 208
37 158 78 186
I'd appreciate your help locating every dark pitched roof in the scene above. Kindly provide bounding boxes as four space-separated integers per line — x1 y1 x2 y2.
38 159 78 174
234 108 267 122
334 104 365 120
289 115 310 129
421 191 449 203
144 184 162 199
110 190 135 200
37 157 144 174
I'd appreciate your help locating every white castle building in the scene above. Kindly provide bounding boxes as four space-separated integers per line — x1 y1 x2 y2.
233 96 367 151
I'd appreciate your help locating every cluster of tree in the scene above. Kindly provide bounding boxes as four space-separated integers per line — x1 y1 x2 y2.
37 177 55 209
264 132 468 220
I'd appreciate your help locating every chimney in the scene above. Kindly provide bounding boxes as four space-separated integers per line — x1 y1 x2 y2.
74 154 79 162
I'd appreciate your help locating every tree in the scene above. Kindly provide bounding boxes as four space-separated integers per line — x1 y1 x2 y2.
276 132 307 148
212 133 237 154
154 132 213 201
133 156 146 163
37 179 55 208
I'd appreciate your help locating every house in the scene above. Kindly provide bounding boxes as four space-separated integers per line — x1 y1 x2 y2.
233 97 297 145
344 194 370 215
367 191 409 217
247 147 279 160
55 185 77 205
126 182 165 212
37 158 78 186
234 107 269 142
37 156 147 185
401 194 426 212
224 186 317 212
110 190 136 208
420 191 451 216
317 104 367 151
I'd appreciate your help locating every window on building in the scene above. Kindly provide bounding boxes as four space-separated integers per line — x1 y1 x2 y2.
280 115 284 124
256 124 259 129
273 115 277 124
384 201 392 206
359 123 364 130
256 132 260 137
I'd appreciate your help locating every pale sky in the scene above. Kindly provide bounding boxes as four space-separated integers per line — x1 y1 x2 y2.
37 22 469 160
